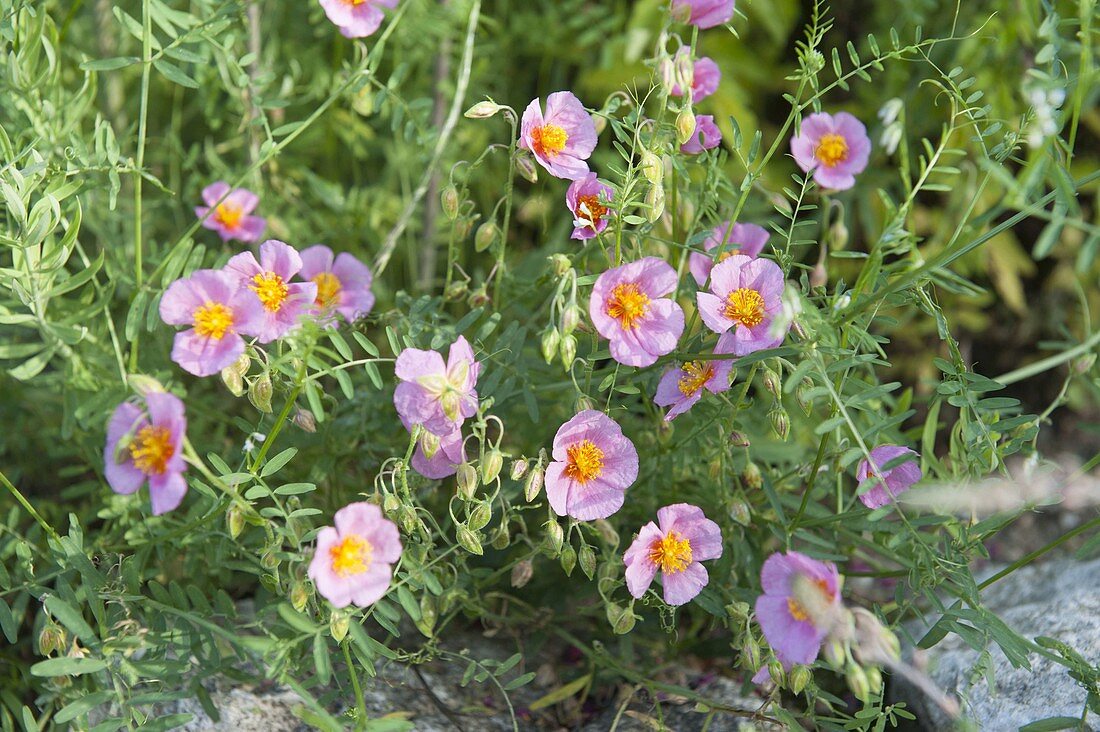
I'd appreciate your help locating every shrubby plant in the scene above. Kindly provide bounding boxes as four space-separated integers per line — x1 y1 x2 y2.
2 0 1098 730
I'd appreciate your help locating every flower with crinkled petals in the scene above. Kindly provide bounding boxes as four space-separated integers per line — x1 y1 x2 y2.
664 47 721 103
195 182 266 243
624 503 723 606
308 502 402 608
318 0 398 38
298 244 376 324
681 115 722 154
224 240 318 344
566 173 614 240
399 415 466 480
689 221 769 287
654 356 733 421
754 551 843 674
103 391 187 515
519 92 598 180
393 336 480 437
697 255 788 356
590 257 685 368
671 0 735 28
545 410 639 521
790 112 871 191
159 269 266 377
856 445 922 509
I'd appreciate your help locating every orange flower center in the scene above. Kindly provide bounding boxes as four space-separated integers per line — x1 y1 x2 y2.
788 577 834 623
575 194 608 229
250 272 289 312
193 301 234 340
787 596 811 622
723 287 765 327
531 124 568 158
606 282 651 330
214 203 243 229
563 440 604 484
677 361 715 397
648 530 692 574
312 272 342 308
330 534 372 577
815 133 849 167
129 425 174 475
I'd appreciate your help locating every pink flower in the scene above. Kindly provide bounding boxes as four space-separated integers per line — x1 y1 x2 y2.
225 240 318 343
545 410 638 521
103 391 187 515
688 221 770 286
399 415 466 480
308 502 402 608
790 112 871 191
318 0 398 38
653 358 733 421
589 257 685 368
393 336 480 437
159 269 265 377
519 92 598 180
195 182 265 243
681 115 722 154
856 445 922 509
697 255 788 356
566 173 614 240
298 245 376 324
624 504 723 606
671 0 735 28
664 48 721 103
754 551 843 670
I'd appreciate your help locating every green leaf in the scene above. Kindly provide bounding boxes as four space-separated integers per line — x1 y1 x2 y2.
55 691 114 724
528 673 591 710
153 59 199 88
44 595 97 644
261 447 298 477
1019 718 1087 732
30 657 108 677
80 57 140 71
0 598 17 643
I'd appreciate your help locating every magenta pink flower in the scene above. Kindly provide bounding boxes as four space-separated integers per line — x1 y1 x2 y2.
754 551 843 670
393 336 480 437
590 257 685 368
688 221 770 286
519 92 598 180
790 112 871 191
308 502 402 608
681 115 722 154
399 415 466 480
195 182 265 243
654 357 733 421
318 0 397 38
671 0 735 28
160 269 265 377
665 48 721 103
697 255 787 356
298 245 376 324
566 173 614 240
225 240 317 344
856 445 922 509
624 503 722 606
103 391 187 515
545 410 638 521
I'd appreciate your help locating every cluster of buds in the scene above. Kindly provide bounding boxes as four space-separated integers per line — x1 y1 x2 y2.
541 258 581 371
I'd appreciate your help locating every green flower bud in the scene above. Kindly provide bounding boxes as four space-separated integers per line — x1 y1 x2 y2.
639 150 664 185
742 635 761 669
788 665 812 694
594 519 619 548
329 613 349 642
575 395 596 412
382 494 401 513
578 545 597 579
468 500 492 531
541 327 561 365
441 186 459 220
38 624 66 656
613 605 636 634
559 334 578 369
221 366 245 397
676 106 696 145
524 464 544 501
544 519 564 554
645 183 665 222
127 374 166 397
548 254 572 276
475 221 498 252
729 430 750 448
226 505 246 539
467 285 490 308
456 463 478 499
829 217 849 251
561 303 581 334
767 660 785 687
511 559 533 588
490 525 510 550
290 581 309 612
769 407 790 440
728 499 751 526
762 367 782 400
866 666 883 695
456 526 483 555
823 638 847 668
797 378 814 415
559 545 577 576
464 100 503 119
481 449 503 484
444 280 468 301
725 601 750 621
509 458 529 481
293 408 317 433
742 462 763 490
515 153 538 184
846 664 871 701
248 374 273 413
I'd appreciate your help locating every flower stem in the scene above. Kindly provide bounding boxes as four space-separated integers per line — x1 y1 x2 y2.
0 469 60 543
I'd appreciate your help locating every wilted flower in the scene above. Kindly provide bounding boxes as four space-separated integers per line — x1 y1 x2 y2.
664 47 721 103
589 257 685 368
195 182 265 243
697 255 788 356
790 112 871 191
298 245 375 324
671 0 735 28
308 502 402 608
318 0 397 38
393 335 480 437
623 503 722 606
519 91 598 180
566 173 614 240
653 357 733 421
689 221 770 286
103 391 187 515
856 445 922 509
545 410 639 521
680 114 722 154
225 240 318 343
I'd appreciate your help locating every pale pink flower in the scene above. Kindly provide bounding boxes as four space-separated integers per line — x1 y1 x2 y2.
308 502 402 608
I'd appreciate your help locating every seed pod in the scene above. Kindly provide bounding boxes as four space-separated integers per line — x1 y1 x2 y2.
329 613 349 642
561 303 581 334
541 327 561 365
467 285 490 307
515 153 538 183
468 501 492 531
769 407 790 441
676 106 696 145
226 505 246 539
454 217 474 240
441 186 459 220
481 449 503 484
742 462 763 490
248 374 273 413
761 367 782 401
290 581 309 612
464 100 503 119
578 545 597 579
511 559 533 588
475 221 498 252
559 334 577 369
293 408 317 433
524 464 544 501
509 458 529 481
559 545 577 576
456 526 484 555
456 464 478 499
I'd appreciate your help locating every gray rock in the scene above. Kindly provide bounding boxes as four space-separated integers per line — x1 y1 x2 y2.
898 557 1100 730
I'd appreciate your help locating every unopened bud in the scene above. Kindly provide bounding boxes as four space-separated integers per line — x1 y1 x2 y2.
293 408 317 433
561 304 581 334
456 463 478 499
221 366 245 396
515 153 538 184
676 106 696 145
846 664 871 701
1074 353 1096 375
38 624 66 655
261 547 280 570
464 100 503 119
742 635 761 669
467 285 490 308
788 665 812 694
674 52 695 94
594 519 619 547
866 666 883 695
639 150 664 184
454 217 473 240
726 601 750 621
541 327 561 365
728 499 751 526
481 449 503 484
491 525 510 550
559 545 577 576
797 378 814 415
810 260 828 289
441 186 460 220
456 526 483 555
525 465 544 501
823 638 847 668
444 280 467 301
548 253 572 276
227 505 246 539
383 494 401 513
645 183 665 222
544 519 564 554
510 458 529 481
290 581 309 612
559 334 577 368
511 559 534 588
767 660 785 687
762 367 782 400
248 374 273 413
742 462 763 490
670 1 691 22
613 605 636 634
830 218 849 250
329 613 349 642
127 374 166 397
475 221 498 252
578 545 597 579
574 395 597 412
468 500 492 531
769 407 790 440
591 113 606 136
729 430 750 448
419 430 441 459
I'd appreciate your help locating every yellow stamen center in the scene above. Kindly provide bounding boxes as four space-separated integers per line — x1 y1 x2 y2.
606 282 651 330
250 272 289 312
678 361 715 397
815 133 849 167
214 203 243 229
329 534 372 577
563 440 604 484
787 597 810 622
129 425 174 475
312 272 342 308
788 577 834 623
648 530 693 574
575 194 608 229
531 124 568 158
193 301 234 340
723 287 765 327
716 249 740 263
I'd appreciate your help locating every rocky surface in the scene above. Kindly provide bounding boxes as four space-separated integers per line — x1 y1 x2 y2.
898 557 1100 730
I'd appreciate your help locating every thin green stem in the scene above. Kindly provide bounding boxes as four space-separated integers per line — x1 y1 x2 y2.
127 0 153 373
342 639 366 730
0 469 61 543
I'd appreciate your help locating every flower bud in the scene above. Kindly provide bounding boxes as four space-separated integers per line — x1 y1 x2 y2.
559 545 577 576
810 260 828 289
474 221 498 252
510 458 529 481
788 665 812 695
561 303 581 334
248 374 273 413
669 1 691 22
444 280 467 300
418 594 438 637
441 186 460 220
419 429 441 460
742 635 761 669
491 525 510 550
221 366 245 397
762 367 782 400
226 505 246 539
468 500 492 531
613 605 636 634
456 525 484 555
515 153 538 184
329 613 349 642
290 581 309 612
261 547 280 570
548 254 573 276
511 559 534 588
742 461 763 490
525 465 545 501
38 624 66 656
830 218 849 251
293 408 317 433
559 334 577 369
639 149 664 185
674 53 695 94
481 449 503 484
541 327 561 365
645 183 665 222
467 285 490 308
676 106 696 145
1074 353 1096 375
578 545 597 579
866 666 883 695
767 660 785 687
544 519 564 554
454 217 473 240
456 463 478 499
383 493 401 513
591 113 606 136
127 374 166 397
728 499 751 526
729 431 750 448
594 519 619 547
769 407 790 440
846 664 871 701
464 100 503 119
725 601 750 621
823 638 847 668
574 395 596 413
797 378 814 415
